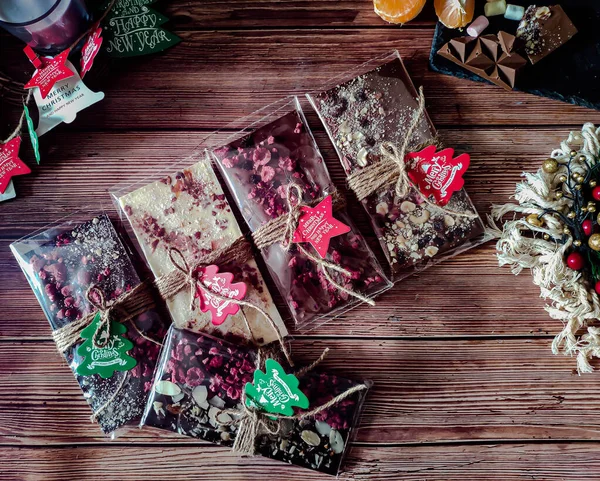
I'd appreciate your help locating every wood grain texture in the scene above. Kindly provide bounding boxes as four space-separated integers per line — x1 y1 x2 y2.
2 1 599 479
0 339 595 445
2 443 600 481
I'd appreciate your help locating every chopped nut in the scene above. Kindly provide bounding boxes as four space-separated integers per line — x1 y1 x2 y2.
400 201 416 213
357 148 369 167
443 215 455 227
535 6 550 19
409 210 431 224
376 201 389 215
425 246 439 257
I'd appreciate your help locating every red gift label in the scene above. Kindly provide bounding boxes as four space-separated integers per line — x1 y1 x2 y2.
0 137 31 194
196 265 247 326
81 27 103 78
292 195 351 258
406 145 470 206
24 49 76 99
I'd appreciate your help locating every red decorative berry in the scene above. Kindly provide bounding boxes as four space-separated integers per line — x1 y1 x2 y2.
567 252 585 270
595 281 600 295
593 186 600 201
583 220 594 236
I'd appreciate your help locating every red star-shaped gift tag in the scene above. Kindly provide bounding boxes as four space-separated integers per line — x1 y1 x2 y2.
81 27 103 78
405 145 470 206
0 137 31 194
24 49 76 99
292 195 351 258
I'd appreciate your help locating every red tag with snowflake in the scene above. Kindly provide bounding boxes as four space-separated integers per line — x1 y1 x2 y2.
81 27 103 78
196 265 247 326
405 145 470 206
24 49 76 99
0 137 31 194
292 195 351 258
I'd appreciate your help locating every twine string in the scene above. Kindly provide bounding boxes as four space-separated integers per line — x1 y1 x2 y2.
167 247 293 367
346 87 478 219
217 347 369 456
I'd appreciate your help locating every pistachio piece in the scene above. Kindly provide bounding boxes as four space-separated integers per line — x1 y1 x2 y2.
357 147 369 167
409 209 431 224
400 201 416 213
155 380 181 396
301 430 321 446
329 429 345 454
315 420 332 436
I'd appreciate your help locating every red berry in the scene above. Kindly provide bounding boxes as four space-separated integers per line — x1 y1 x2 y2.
583 220 593 236
567 252 585 270
595 281 600 295
593 186 600 201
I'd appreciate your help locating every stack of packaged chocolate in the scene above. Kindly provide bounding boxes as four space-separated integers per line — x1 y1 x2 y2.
11 51 485 475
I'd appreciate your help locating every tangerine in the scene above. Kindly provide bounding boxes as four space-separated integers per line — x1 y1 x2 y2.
434 0 475 29
373 0 427 24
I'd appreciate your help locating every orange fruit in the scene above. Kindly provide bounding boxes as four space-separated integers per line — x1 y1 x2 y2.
434 0 475 28
373 0 427 24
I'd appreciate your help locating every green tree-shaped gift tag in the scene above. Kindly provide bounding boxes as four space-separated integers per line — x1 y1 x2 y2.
76 312 137 379
244 359 309 416
102 0 181 57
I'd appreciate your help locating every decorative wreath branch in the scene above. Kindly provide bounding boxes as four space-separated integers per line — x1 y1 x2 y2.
488 123 600 373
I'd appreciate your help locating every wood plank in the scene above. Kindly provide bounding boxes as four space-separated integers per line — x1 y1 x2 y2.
0 339 595 445
2 443 599 481
2 30 599 132
0 127 564 339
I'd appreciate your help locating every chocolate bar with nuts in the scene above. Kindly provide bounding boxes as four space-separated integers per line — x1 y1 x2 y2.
516 5 577 65
307 54 485 280
142 327 370 475
11 214 168 434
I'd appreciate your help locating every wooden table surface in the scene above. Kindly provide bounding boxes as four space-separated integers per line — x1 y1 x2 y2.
2 2 600 480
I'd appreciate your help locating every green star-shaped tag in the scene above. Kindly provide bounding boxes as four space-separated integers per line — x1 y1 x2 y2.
23 104 40 164
244 359 309 416
75 312 137 379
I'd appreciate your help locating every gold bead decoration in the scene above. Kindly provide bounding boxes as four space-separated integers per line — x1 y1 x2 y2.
555 191 564 199
563 226 571 235
542 158 559 174
589 233 600 251
597 212 600 224
574 240 582 247
591 180 598 187
589 206 597 213
579 155 586 161
558 174 568 183
567 211 576 219
575 184 582 190
571 150 578 157
582 206 588 212
526 214 543 227
543 234 550 240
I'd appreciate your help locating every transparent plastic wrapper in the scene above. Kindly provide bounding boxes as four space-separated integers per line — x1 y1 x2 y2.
142 326 371 475
211 98 391 329
10 213 168 435
307 51 486 281
111 156 288 347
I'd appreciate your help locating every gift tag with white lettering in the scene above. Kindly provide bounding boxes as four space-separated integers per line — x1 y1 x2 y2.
33 60 105 137
103 0 180 57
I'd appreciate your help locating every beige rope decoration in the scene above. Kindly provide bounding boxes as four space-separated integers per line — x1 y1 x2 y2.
52 282 156 353
159 243 294 367
217 347 369 456
253 183 375 307
346 87 477 219
90 371 129 423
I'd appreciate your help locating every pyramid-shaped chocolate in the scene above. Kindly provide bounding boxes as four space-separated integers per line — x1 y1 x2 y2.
479 34 501 61
497 31 516 55
448 36 476 63
465 43 495 74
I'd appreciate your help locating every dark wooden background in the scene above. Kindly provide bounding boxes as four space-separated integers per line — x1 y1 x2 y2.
2 1 600 480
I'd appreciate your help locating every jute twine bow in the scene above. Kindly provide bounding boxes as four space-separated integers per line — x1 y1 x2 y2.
155 238 294 367
51 282 158 353
252 183 375 307
347 87 478 220
217 347 369 456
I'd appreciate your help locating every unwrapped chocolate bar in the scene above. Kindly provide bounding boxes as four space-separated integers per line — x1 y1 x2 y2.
11 214 168 435
307 52 485 281
211 101 391 328
113 157 288 345
141 326 370 475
